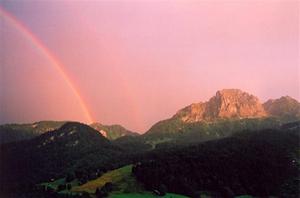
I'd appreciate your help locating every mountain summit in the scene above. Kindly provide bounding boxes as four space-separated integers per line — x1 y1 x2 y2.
174 89 267 122
263 96 300 121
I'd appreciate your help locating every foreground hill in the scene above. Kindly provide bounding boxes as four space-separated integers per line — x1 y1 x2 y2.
90 123 138 140
0 121 66 144
134 124 300 197
0 122 125 196
143 89 300 145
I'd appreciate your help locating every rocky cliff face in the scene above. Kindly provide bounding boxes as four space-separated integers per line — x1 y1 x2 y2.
174 102 207 122
174 89 267 122
206 89 267 119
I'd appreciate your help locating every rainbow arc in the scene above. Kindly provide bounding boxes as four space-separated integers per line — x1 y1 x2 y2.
0 6 93 123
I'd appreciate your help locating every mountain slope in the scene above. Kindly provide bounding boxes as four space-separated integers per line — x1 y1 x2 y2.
0 121 66 144
144 117 281 146
90 123 138 140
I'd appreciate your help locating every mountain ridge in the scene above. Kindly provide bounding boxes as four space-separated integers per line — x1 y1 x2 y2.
0 121 137 144
144 89 300 141
1 89 299 143
164 89 299 124
90 122 138 140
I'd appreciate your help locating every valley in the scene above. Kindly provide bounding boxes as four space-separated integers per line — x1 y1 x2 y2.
1 89 299 198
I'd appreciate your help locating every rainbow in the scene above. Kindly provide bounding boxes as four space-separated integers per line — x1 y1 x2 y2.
0 6 94 123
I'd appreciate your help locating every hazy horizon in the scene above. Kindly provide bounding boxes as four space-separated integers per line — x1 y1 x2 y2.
1 1 299 132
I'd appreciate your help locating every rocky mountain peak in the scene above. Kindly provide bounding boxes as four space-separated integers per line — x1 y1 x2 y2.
207 89 267 119
175 89 267 122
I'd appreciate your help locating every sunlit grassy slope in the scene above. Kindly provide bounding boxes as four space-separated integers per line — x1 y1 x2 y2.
72 164 189 197
72 165 142 194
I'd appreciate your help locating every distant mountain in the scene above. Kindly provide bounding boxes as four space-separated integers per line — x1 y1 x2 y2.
90 123 138 140
144 89 299 145
264 96 300 121
0 121 139 145
0 121 66 144
0 122 124 194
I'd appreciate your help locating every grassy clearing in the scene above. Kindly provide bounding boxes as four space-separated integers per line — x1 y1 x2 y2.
72 165 141 194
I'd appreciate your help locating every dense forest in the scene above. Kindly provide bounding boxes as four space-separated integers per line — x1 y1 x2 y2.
133 126 300 197
1 121 299 198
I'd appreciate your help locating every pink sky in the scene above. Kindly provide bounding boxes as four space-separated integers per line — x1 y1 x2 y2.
1 1 299 132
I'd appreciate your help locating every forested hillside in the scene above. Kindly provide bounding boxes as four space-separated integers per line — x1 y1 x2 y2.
134 126 300 197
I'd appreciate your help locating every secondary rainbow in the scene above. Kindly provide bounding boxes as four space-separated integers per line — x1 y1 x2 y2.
0 6 93 123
